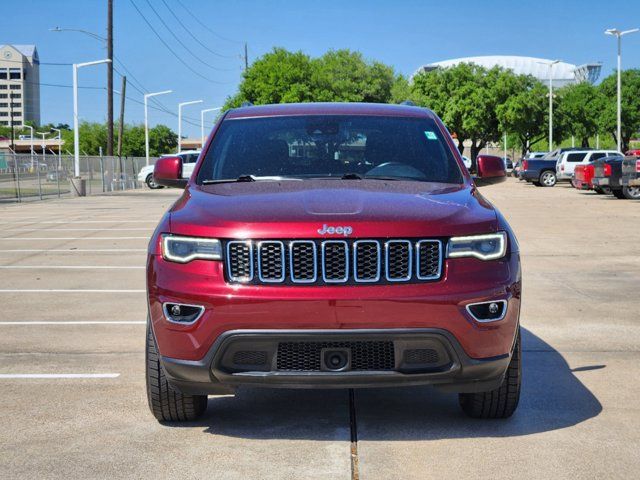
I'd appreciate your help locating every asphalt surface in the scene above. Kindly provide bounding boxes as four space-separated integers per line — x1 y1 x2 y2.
0 179 638 479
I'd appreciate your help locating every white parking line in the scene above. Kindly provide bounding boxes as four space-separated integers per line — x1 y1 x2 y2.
0 266 144 269
0 289 145 293
0 237 148 240
0 373 120 379
0 321 145 325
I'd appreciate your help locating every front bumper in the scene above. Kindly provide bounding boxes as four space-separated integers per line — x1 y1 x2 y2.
159 328 512 394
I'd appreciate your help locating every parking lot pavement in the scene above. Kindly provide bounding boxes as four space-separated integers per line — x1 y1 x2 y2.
0 180 639 479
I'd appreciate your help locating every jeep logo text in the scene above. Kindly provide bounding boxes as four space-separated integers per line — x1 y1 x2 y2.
317 224 353 236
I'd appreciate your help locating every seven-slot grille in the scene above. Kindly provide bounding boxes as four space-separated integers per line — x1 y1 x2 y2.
226 239 442 285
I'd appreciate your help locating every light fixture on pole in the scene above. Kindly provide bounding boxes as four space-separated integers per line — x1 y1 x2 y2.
200 107 222 147
605 28 639 152
72 59 111 178
178 100 203 153
538 60 560 151
144 90 172 165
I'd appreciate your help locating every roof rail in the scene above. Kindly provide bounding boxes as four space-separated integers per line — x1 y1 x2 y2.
400 100 416 106
240 101 254 107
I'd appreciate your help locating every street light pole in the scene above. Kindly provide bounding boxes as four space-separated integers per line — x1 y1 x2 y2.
72 59 111 178
605 28 639 152
178 100 203 153
200 107 222 147
144 90 173 165
539 60 560 151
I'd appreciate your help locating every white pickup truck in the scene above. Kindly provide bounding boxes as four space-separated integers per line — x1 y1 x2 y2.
556 149 621 182
138 150 201 189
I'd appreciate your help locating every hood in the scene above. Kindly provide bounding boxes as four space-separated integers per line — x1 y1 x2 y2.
168 179 497 239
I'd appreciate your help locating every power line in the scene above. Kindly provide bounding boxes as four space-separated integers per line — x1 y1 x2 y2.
128 0 229 83
174 0 243 45
159 0 238 60
142 0 237 72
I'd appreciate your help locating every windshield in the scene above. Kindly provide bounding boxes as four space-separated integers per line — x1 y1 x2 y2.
197 115 463 184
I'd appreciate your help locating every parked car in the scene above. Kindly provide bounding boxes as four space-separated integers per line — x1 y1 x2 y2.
556 150 620 182
620 155 640 193
572 164 610 194
520 148 592 187
138 150 201 189
146 102 521 422
592 155 640 199
625 149 640 157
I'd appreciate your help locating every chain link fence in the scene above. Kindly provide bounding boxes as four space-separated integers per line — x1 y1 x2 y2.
0 152 158 203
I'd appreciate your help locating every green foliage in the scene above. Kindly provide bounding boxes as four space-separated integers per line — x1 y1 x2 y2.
412 64 527 157
597 69 640 151
55 122 177 156
555 82 604 148
223 48 399 110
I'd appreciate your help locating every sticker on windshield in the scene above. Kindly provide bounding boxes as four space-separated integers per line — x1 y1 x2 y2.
424 131 438 140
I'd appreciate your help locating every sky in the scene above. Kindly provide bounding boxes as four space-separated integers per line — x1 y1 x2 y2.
3 0 640 137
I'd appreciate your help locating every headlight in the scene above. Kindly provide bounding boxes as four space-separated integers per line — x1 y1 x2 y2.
446 232 507 261
162 235 222 263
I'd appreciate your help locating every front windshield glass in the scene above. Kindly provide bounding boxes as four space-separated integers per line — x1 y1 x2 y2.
197 115 463 184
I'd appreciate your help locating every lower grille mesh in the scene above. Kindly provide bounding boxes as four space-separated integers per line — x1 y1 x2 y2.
276 340 395 371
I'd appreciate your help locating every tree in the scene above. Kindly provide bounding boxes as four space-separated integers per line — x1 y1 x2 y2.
412 64 526 159
222 48 398 109
311 50 395 103
148 124 177 156
597 69 640 151
223 48 316 109
496 78 549 155
555 82 604 148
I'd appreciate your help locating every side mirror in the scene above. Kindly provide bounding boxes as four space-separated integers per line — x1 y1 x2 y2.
474 154 507 186
153 156 187 189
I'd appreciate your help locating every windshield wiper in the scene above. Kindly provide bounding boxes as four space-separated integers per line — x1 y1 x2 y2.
341 172 363 180
201 175 302 185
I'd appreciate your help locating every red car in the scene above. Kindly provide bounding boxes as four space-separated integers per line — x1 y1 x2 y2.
572 163 610 194
147 103 521 422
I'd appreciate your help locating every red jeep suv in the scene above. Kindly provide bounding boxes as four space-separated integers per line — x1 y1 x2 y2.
147 103 521 422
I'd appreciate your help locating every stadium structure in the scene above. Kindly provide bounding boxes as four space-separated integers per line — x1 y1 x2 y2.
413 55 602 87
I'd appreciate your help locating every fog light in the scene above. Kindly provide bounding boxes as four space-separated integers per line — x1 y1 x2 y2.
466 300 507 322
163 303 205 325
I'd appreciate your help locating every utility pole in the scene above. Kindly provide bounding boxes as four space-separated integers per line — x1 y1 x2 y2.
244 42 248 70
107 0 114 156
117 76 127 178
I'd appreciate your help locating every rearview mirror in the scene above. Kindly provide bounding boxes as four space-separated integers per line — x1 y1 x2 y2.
154 156 187 189
474 154 506 186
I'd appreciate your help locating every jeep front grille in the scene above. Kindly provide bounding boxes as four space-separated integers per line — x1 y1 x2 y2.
225 239 442 285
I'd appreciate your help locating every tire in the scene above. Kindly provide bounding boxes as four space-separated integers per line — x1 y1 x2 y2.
145 174 163 189
146 323 208 422
459 328 521 419
612 188 626 199
622 186 640 200
539 170 557 187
